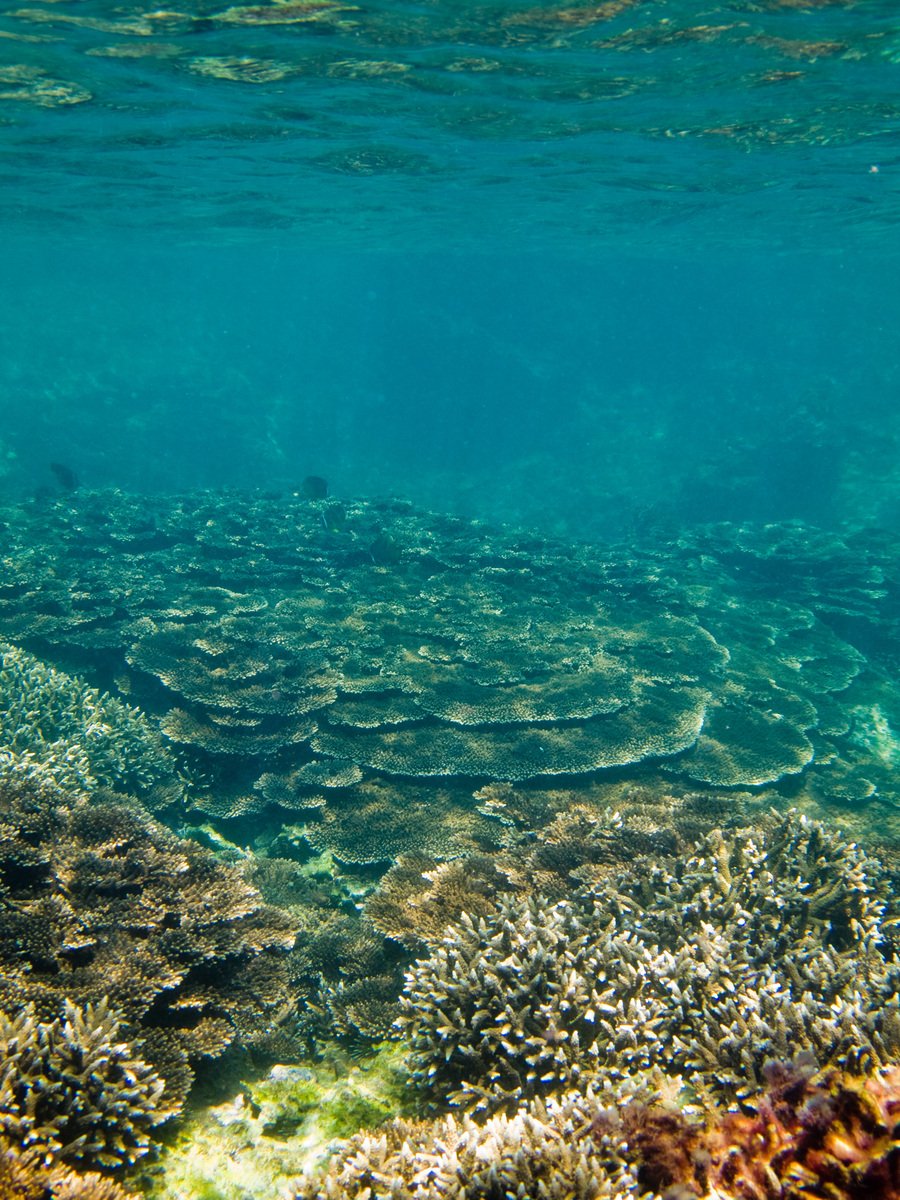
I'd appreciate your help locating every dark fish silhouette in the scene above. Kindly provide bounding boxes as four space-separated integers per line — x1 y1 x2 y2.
50 462 78 491
301 475 328 499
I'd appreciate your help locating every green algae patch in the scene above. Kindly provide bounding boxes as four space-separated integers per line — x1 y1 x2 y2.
253 1072 321 1136
319 1087 395 1139
144 1044 415 1200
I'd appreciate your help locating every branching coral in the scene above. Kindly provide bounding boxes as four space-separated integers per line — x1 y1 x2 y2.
0 999 166 1169
0 771 299 1112
399 811 900 1110
294 1060 900 1200
0 1139 138 1199
0 642 187 807
399 891 670 1109
292 1084 645 1200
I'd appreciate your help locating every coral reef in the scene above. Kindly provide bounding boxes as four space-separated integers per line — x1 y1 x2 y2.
0 771 299 1111
0 999 166 1168
367 786 743 956
292 1060 900 1200
606 1057 900 1200
0 488 899 1193
0 1139 138 1199
0 490 896 844
399 811 900 1110
0 642 187 809
292 1084 645 1200
239 852 406 1052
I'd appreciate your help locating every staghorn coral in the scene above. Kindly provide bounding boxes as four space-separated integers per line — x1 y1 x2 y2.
0 1138 138 1199
0 642 187 808
400 890 660 1110
0 770 299 1111
292 1084 646 1200
399 811 900 1111
0 999 166 1168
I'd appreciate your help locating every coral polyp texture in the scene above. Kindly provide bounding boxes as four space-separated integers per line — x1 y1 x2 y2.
0 999 166 1169
293 1085 646 1200
0 642 187 807
0 771 299 1112
0 1140 138 1199
399 811 900 1111
0 489 898 849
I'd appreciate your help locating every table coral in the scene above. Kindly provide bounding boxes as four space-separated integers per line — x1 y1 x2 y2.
0 771 299 1114
0 489 895 837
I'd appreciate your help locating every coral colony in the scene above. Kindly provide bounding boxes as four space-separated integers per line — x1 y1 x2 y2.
1 488 899 1197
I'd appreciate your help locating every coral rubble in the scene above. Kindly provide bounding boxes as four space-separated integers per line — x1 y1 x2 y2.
146 1044 414 1200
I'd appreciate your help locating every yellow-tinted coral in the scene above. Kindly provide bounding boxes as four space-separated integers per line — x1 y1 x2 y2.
0 772 299 1113
0 999 167 1169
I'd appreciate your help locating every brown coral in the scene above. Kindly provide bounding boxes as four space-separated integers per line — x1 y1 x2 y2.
0 1139 138 1199
0 1000 166 1168
613 1058 900 1200
0 771 298 1111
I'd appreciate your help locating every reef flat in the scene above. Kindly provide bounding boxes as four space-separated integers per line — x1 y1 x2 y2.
1 489 900 834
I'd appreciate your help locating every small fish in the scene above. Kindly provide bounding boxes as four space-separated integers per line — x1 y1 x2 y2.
50 462 78 491
301 475 328 499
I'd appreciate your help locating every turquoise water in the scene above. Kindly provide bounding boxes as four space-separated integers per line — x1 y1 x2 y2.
1 0 899 535
2 0 899 247
4 7 900 1194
